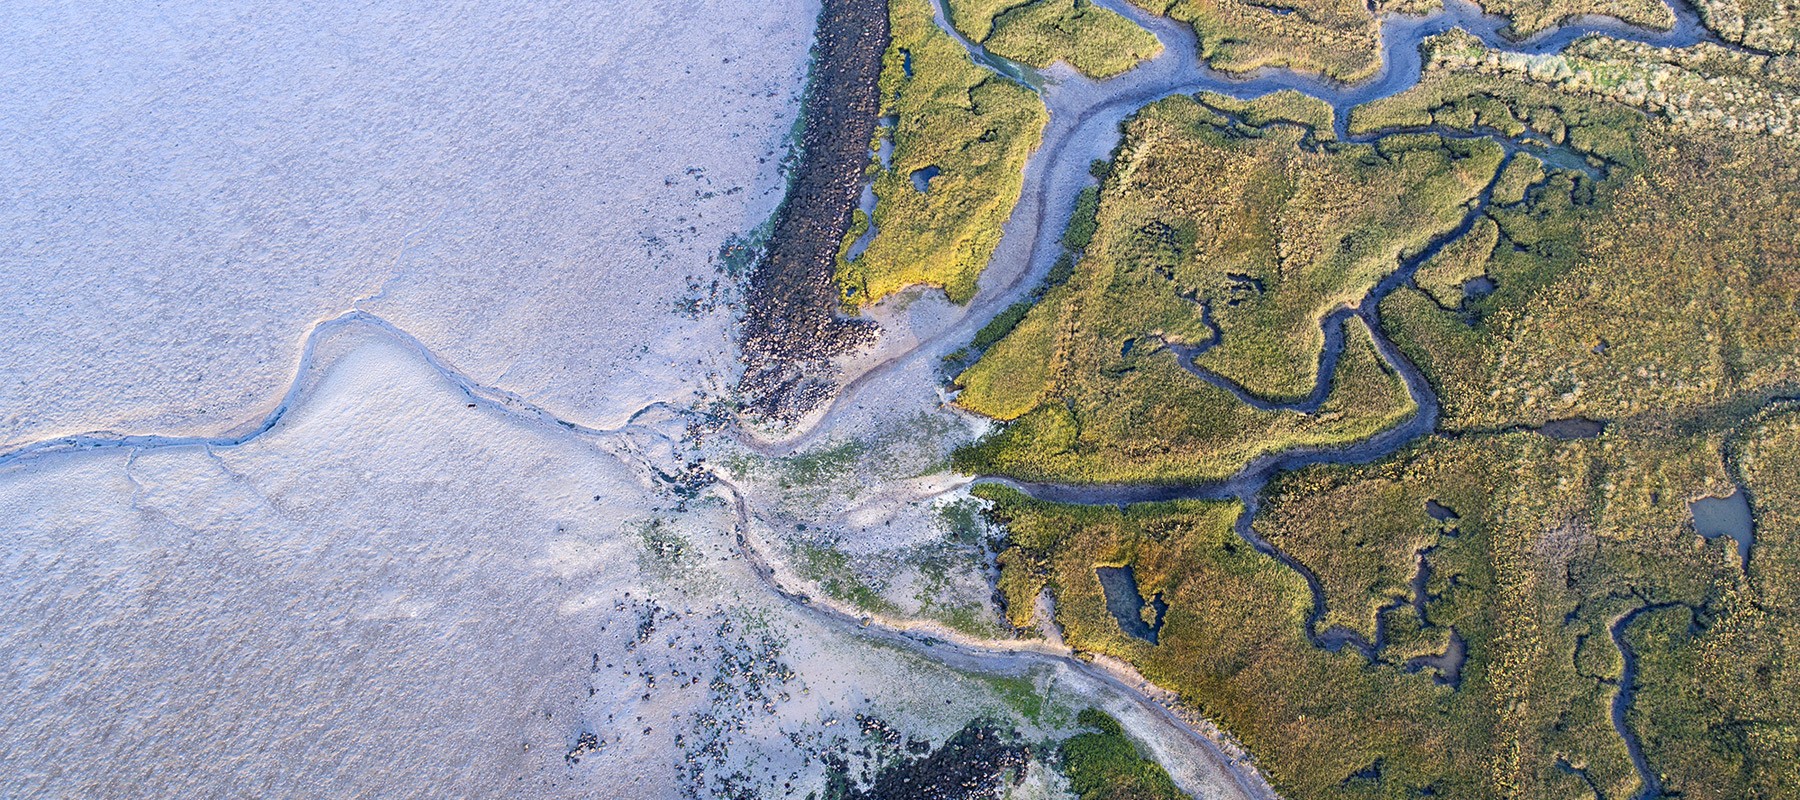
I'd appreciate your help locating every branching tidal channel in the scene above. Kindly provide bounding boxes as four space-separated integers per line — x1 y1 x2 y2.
1 0 1724 795
746 0 1733 795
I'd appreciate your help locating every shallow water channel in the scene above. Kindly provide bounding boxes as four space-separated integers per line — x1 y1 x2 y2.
933 0 1717 794
766 0 1726 794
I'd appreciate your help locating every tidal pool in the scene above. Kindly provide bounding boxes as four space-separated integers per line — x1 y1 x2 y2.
1096 565 1166 644
910 165 942 192
1690 488 1754 569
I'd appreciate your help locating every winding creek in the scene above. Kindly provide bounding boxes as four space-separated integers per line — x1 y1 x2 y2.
775 0 1721 459
718 479 1284 800
0 0 1742 796
1609 602 1689 800
762 0 1737 795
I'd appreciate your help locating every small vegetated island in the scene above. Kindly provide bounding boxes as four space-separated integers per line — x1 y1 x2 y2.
793 0 1800 797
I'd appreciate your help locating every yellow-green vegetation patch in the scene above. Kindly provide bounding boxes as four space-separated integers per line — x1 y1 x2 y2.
837 0 1049 306
979 411 1775 798
1374 0 1444 13
958 38 1800 800
1488 150 1545 205
1058 94 1497 402
1382 30 1800 144
1260 467 1448 641
1192 89 1339 140
951 93 1503 483
955 312 1416 484
1622 403 1800 799
1144 0 1383 81
943 0 1033 39
952 286 1061 421
976 484 1489 798
1348 68 1647 165
1696 0 1800 53
1473 0 1672 38
1363 76 1800 431
946 0 1163 79
1413 215 1499 308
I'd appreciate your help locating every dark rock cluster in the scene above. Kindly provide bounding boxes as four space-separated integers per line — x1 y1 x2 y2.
564 732 604 765
677 616 802 797
833 721 1031 800
738 0 888 423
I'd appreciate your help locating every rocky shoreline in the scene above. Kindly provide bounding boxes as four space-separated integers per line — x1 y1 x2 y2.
739 0 888 423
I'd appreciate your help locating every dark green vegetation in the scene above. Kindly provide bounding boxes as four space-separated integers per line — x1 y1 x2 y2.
837 0 1048 306
973 300 1037 353
946 0 1163 78
960 38 1800 800
1059 709 1187 800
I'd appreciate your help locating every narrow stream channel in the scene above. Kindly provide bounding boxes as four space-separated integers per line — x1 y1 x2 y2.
1610 602 1690 800
768 0 1727 794
0 0 1734 795
770 0 1719 462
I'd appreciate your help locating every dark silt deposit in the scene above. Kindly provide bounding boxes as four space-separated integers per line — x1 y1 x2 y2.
1096 565 1166 643
739 0 886 422
830 721 1030 800
1533 416 1607 440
